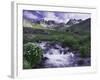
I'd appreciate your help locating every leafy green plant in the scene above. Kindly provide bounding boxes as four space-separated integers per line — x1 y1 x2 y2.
62 36 79 48
23 58 31 69
79 43 90 58
23 42 43 68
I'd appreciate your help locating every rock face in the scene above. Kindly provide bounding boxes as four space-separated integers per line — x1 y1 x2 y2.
66 19 82 25
40 20 56 28
23 18 83 30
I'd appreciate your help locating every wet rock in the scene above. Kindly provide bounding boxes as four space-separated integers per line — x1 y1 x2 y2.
59 50 63 54
49 52 53 55
88 60 90 64
55 44 62 49
67 48 73 52
42 57 49 61
84 58 91 66
65 47 69 50
74 53 81 57
44 48 50 53
77 59 84 66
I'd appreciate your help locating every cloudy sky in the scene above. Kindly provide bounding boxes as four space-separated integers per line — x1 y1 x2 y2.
23 10 91 23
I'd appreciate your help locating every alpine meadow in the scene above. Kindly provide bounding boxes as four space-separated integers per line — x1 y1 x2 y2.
23 10 91 69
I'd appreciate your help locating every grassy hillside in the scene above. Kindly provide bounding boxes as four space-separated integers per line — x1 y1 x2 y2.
66 18 91 35
23 18 91 69
66 18 91 57
23 18 91 58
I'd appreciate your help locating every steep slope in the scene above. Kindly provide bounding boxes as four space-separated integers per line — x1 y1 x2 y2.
67 19 82 25
66 18 91 35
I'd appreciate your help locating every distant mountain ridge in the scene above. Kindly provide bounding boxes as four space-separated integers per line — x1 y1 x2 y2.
66 18 91 34
67 19 82 25
23 17 90 31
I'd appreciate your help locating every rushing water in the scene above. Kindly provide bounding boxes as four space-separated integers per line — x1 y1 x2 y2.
35 41 90 68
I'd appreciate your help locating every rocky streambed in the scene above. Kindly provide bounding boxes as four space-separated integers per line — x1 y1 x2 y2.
34 41 90 68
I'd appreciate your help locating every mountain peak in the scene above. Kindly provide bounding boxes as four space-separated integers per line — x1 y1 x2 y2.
66 19 82 25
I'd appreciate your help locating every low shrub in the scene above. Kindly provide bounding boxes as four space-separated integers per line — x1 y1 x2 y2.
23 42 43 68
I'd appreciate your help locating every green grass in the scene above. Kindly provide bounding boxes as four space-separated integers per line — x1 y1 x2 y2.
23 18 91 58
23 27 90 58
32 24 45 29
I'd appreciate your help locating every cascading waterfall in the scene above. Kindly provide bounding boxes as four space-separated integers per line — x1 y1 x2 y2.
35 41 90 68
